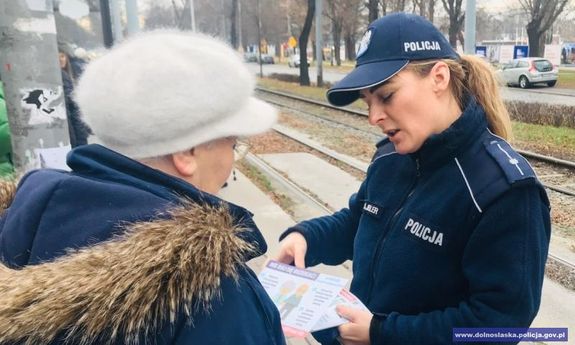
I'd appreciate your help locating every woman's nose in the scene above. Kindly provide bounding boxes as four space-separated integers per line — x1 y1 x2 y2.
368 105 386 126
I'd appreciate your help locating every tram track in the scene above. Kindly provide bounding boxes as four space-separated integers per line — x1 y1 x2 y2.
256 87 575 198
242 127 575 289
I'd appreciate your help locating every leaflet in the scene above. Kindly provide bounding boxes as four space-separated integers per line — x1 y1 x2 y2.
311 288 370 331
258 261 367 338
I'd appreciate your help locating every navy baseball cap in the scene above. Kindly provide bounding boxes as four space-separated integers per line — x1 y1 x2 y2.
327 12 459 106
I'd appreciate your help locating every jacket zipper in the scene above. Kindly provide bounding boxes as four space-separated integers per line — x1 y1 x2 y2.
366 158 420 304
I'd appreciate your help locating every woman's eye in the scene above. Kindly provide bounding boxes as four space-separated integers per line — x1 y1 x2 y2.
379 93 393 103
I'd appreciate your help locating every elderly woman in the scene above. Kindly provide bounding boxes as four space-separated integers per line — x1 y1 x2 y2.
0 31 285 345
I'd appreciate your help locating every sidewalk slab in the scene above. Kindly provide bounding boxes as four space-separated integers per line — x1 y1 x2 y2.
220 169 353 279
530 278 575 336
259 152 362 211
219 170 352 345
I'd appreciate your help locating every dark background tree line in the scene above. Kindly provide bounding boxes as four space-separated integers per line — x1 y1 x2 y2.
53 0 574 85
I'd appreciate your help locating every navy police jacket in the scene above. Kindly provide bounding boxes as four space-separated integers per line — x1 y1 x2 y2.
0 144 285 345
281 99 551 344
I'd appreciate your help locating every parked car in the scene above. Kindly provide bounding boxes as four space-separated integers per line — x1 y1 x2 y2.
497 58 558 88
243 52 258 63
288 55 311 68
258 54 275 64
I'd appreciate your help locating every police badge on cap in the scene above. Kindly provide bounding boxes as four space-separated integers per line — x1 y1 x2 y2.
357 29 372 58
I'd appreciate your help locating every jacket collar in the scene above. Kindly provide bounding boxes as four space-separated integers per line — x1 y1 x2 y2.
0 200 255 345
67 144 266 258
411 96 488 172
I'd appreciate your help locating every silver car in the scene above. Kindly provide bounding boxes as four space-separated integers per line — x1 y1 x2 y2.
497 58 558 88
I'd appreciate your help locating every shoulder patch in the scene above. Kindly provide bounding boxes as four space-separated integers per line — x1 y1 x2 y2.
455 135 539 212
484 139 536 184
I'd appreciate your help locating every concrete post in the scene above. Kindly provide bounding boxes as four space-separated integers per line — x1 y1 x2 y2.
125 0 140 36
0 0 71 173
189 0 196 32
464 0 476 55
109 0 123 42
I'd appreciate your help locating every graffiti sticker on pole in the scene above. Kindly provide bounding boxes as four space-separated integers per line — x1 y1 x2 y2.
21 87 67 125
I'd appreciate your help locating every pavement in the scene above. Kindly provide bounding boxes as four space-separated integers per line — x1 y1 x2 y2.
219 150 574 344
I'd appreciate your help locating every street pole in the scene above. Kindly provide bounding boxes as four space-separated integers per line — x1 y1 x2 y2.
100 0 114 47
315 0 323 87
0 0 72 173
125 0 140 36
109 0 123 43
257 0 263 77
238 0 243 49
189 0 196 32
464 0 476 55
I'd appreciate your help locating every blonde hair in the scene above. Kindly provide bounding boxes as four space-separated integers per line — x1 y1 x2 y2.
406 55 512 140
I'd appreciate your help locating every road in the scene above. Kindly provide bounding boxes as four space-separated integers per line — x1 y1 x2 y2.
248 63 575 106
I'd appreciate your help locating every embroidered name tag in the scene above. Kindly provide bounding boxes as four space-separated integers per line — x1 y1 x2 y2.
362 202 382 218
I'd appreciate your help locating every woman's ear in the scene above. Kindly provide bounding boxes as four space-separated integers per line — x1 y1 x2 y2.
171 149 198 177
430 61 451 93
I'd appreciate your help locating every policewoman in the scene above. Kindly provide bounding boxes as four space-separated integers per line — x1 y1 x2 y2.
275 13 550 345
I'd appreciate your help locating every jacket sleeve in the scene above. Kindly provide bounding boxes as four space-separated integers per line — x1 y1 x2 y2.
279 179 367 267
371 184 551 345
0 84 12 159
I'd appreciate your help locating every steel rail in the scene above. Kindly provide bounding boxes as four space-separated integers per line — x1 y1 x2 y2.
257 86 575 170
258 87 575 197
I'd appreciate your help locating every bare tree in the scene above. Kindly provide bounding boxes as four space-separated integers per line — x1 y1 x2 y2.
413 0 426 16
519 0 571 57
427 0 436 23
411 0 436 20
380 0 388 15
326 0 344 65
144 4 178 29
343 1 362 61
441 0 464 48
299 0 315 85
389 0 407 12
368 0 379 22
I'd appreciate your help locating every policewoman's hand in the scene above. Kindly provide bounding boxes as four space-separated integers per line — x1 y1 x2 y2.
337 306 372 345
275 232 307 268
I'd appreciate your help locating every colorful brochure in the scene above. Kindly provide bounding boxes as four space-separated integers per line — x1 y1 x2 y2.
312 288 370 332
258 261 369 338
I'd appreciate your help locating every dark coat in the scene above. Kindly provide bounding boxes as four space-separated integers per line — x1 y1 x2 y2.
282 99 551 345
62 70 91 147
0 144 285 345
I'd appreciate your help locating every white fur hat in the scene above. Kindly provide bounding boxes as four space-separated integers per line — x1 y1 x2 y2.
75 30 277 159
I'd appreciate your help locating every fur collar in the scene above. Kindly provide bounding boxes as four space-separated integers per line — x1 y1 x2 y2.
0 185 256 345
0 179 16 216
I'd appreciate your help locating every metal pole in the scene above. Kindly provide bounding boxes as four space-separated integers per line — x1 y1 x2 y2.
100 0 114 48
257 0 263 77
109 0 123 43
238 0 243 49
0 0 72 173
464 0 476 54
189 0 196 31
125 0 140 36
315 0 323 86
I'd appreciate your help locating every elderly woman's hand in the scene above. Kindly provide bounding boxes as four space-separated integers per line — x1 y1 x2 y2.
337 306 373 345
